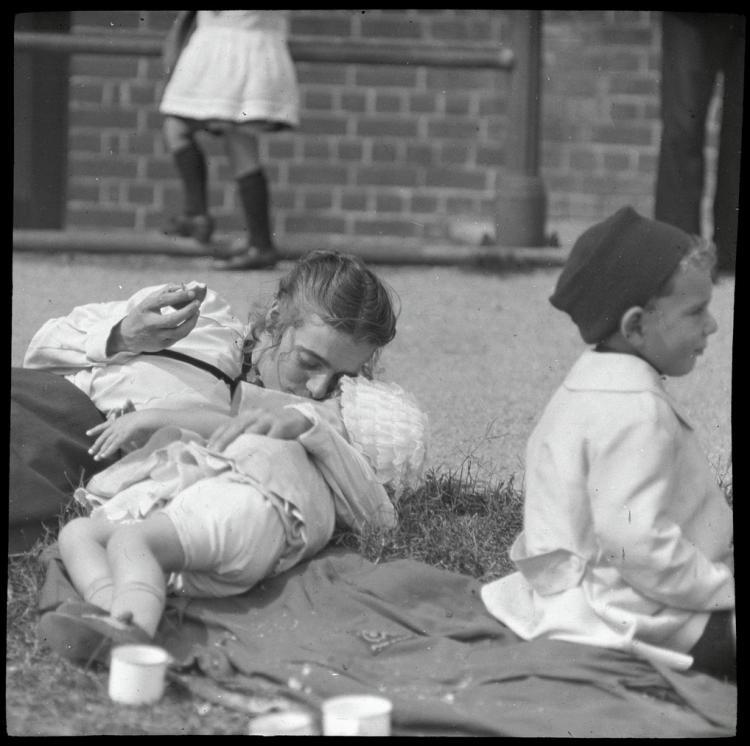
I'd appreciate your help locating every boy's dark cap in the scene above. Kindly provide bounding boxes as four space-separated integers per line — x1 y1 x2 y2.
550 206 692 343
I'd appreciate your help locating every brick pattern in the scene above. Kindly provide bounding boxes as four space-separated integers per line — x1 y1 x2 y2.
543 9 721 243
63 10 722 248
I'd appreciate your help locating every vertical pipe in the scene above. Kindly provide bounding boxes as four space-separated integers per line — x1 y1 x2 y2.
495 9 547 247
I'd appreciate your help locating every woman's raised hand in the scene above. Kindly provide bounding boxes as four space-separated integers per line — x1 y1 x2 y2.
106 284 201 355
207 408 313 451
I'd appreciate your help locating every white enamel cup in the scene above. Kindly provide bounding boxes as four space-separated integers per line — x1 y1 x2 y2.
108 644 170 705
322 694 392 736
248 710 319 736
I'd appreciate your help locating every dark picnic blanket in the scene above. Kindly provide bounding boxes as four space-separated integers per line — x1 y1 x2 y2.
38 546 736 737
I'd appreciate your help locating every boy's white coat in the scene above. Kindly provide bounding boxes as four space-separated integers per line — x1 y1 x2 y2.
481 350 734 669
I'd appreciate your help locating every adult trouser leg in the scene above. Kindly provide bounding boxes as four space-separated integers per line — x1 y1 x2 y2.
712 15 745 272
654 13 718 235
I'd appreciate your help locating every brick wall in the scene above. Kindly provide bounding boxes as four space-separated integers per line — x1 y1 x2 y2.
542 9 721 245
60 9 722 250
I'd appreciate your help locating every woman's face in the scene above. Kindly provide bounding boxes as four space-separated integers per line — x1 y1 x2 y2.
255 313 377 399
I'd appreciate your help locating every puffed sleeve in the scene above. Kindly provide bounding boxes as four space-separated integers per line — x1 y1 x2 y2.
22 288 154 372
23 284 245 378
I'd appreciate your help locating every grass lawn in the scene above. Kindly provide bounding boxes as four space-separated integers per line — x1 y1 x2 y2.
7 465 523 736
9 253 733 735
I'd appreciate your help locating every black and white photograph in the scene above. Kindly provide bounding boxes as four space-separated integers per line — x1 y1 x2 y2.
10 10 739 736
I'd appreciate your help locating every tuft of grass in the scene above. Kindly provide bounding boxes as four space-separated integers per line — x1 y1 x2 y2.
331 461 524 581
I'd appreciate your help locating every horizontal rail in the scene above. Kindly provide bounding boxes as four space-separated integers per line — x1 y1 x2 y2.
12 229 565 267
14 31 514 70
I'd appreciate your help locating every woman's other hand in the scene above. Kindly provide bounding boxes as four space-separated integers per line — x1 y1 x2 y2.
207 408 313 451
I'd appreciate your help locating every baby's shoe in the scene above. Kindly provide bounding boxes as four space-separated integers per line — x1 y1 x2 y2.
38 603 151 665
163 213 215 245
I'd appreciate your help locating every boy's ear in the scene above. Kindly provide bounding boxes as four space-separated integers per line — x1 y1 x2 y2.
620 306 645 342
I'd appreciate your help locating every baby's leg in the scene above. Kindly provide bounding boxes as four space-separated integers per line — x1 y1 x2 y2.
106 514 186 638
58 516 119 610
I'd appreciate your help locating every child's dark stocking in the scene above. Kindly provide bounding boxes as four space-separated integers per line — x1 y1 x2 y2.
213 168 278 270
175 142 207 216
238 168 275 251
165 141 214 244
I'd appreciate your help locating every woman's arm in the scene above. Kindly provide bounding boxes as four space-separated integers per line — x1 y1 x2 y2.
23 284 202 372
88 407 231 461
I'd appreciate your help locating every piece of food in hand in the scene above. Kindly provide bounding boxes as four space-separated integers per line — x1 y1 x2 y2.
162 281 208 312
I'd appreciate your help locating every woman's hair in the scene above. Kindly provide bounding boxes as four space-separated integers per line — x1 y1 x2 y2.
244 250 399 377
647 234 717 307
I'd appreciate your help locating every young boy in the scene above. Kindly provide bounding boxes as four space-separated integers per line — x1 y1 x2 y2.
481 206 735 679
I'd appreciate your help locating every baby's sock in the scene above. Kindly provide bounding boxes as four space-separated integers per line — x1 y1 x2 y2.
82 576 114 610
110 580 166 639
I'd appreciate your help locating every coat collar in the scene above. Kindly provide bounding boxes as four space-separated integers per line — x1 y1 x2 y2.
564 349 694 428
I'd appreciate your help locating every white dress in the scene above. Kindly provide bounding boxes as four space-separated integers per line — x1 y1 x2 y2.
159 10 299 128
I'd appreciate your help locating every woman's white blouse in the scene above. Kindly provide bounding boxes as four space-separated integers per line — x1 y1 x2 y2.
23 284 247 417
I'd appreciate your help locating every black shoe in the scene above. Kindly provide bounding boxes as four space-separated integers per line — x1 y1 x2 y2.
163 214 215 244
212 240 278 270
38 602 151 665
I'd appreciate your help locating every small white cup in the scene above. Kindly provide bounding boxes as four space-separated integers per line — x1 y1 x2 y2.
248 710 319 736
108 644 169 706
322 694 392 737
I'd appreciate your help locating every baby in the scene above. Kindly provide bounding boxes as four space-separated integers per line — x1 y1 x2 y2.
481 206 734 679
39 376 428 663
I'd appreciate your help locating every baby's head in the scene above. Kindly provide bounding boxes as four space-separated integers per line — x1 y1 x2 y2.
337 376 429 499
550 206 718 377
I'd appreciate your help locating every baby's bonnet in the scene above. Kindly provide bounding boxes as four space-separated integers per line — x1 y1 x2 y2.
338 376 429 500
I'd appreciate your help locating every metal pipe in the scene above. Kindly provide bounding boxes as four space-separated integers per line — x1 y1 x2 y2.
14 31 514 70
494 10 547 246
12 229 565 267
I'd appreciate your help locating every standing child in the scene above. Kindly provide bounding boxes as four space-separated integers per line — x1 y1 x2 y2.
38 376 428 662
160 10 299 269
481 206 734 679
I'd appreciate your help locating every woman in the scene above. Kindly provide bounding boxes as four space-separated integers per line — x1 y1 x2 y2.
10 251 398 553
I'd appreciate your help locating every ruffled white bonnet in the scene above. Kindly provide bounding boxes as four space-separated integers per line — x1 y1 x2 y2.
338 376 429 499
